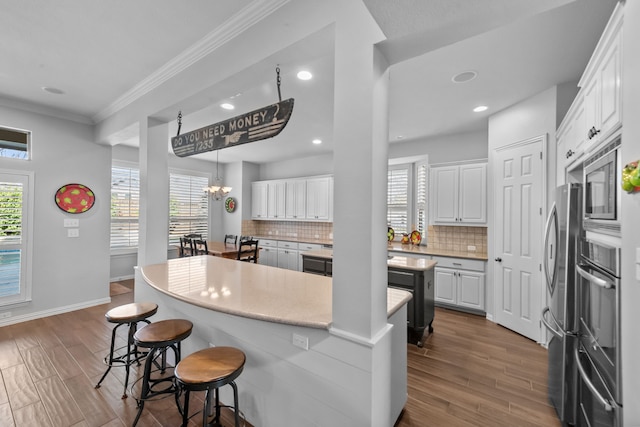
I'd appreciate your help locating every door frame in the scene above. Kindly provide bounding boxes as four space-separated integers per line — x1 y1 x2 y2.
490 134 548 344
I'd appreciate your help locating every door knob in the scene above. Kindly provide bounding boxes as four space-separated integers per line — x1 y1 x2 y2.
495 257 502 262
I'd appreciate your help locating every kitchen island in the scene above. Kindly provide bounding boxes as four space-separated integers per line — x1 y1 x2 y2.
301 250 437 347
136 255 412 426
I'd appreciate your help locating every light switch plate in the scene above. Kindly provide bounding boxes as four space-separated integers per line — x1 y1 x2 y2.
292 333 309 350
64 218 79 227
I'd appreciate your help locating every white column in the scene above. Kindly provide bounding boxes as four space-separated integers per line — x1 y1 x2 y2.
138 118 169 266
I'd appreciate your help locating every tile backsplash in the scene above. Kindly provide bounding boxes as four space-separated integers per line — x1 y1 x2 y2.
426 225 487 253
242 220 333 241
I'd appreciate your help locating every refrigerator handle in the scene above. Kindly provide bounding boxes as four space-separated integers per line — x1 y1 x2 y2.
543 203 558 294
541 306 563 339
574 347 614 412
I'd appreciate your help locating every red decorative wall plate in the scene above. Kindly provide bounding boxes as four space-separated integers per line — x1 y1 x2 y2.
55 184 95 213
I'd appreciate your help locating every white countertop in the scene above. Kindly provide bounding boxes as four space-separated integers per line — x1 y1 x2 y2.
140 255 412 329
302 250 437 272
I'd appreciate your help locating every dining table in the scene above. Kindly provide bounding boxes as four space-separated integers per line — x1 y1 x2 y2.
206 241 242 259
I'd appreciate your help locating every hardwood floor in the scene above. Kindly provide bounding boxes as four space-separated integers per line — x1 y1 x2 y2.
0 282 560 426
396 307 561 427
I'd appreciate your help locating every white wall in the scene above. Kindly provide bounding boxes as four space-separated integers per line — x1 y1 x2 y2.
621 1 640 424
389 130 488 164
259 153 333 180
0 105 111 324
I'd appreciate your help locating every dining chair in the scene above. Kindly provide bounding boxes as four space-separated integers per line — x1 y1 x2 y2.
237 239 259 263
183 233 202 239
225 234 238 245
193 239 209 255
179 237 194 257
239 235 253 242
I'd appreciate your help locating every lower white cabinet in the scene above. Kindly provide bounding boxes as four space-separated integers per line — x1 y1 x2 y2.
258 239 278 267
432 256 485 312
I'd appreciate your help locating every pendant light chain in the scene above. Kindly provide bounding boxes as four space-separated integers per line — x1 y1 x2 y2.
276 66 282 102
176 110 182 137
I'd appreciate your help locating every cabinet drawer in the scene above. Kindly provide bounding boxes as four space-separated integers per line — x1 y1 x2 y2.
431 256 485 272
388 270 415 288
299 243 322 251
260 239 278 248
277 240 299 249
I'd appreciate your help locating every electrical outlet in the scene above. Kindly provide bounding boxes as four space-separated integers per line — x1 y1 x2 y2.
0 312 11 319
292 333 309 350
68 228 79 238
467 245 476 251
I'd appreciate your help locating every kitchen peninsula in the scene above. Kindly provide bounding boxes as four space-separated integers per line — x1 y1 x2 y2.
136 255 412 426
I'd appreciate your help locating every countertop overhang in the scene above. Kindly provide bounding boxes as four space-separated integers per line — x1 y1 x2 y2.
140 255 412 329
302 250 438 272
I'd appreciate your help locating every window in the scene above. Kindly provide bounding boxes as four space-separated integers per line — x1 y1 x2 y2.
387 161 428 237
0 172 32 306
169 172 209 245
0 126 30 160
110 165 140 249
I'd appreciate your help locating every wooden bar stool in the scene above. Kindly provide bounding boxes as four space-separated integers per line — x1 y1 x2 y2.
175 346 246 427
95 302 158 398
131 319 193 427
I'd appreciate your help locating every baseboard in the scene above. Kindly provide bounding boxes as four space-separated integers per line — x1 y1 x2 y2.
0 297 111 327
109 275 134 282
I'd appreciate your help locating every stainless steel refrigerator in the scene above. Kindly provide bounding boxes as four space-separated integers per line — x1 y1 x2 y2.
542 183 582 425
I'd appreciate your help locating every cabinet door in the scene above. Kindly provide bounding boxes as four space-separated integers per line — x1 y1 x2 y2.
458 163 487 224
306 177 332 221
267 181 285 219
285 179 306 219
457 271 485 311
434 267 456 305
277 249 299 270
251 182 268 219
432 166 459 223
259 247 278 267
583 76 599 151
598 31 622 141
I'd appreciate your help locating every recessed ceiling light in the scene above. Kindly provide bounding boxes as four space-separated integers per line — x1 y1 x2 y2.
451 71 478 83
42 86 65 95
297 70 313 81
312 139 322 145
220 103 235 110
473 105 488 112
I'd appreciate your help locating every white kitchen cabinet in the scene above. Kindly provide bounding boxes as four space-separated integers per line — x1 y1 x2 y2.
285 179 306 220
306 176 333 221
277 240 299 270
432 256 485 312
431 163 487 225
251 181 268 219
267 181 286 219
578 5 622 154
258 239 278 267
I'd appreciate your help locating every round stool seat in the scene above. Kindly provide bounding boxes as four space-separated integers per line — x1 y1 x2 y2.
134 319 193 348
175 346 246 426
175 347 246 389
105 302 158 324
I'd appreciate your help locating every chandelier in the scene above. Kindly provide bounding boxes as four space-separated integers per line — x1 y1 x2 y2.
204 150 232 200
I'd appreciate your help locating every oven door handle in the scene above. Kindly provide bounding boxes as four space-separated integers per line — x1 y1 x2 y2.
574 347 614 412
576 264 614 289
541 306 563 339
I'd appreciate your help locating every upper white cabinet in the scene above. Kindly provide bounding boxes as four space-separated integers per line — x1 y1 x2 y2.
251 181 268 219
267 181 286 219
557 4 622 170
252 175 332 222
306 177 333 221
431 163 487 225
285 179 306 220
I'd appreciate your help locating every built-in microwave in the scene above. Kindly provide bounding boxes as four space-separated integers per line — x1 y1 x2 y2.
583 136 621 236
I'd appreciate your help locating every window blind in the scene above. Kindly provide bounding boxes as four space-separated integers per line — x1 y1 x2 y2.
110 166 140 249
388 167 410 234
0 127 29 160
169 173 209 244
415 162 427 234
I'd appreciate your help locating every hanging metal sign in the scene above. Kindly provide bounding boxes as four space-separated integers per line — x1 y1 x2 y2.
171 98 294 157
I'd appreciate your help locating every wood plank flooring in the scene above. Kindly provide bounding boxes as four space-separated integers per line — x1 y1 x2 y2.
0 281 560 426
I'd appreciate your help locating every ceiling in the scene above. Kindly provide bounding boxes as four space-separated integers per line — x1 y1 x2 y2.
0 0 617 164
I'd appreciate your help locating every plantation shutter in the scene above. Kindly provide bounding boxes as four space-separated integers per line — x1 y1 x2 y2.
387 166 410 235
110 166 140 249
415 162 428 234
169 173 209 244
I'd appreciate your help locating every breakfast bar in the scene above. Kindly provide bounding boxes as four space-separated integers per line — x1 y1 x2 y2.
136 255 412 426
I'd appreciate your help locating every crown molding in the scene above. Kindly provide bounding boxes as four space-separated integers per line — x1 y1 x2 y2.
93 0 290 124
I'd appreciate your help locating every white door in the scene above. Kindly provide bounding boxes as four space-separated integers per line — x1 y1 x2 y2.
494 136 544 342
